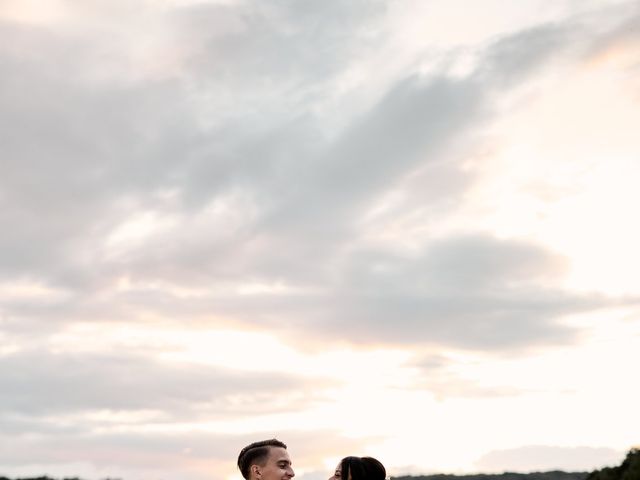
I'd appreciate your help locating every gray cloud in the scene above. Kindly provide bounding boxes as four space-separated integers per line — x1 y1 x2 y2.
255 235 618 349
1 2 638 348
0 430 234 466
176 0 385 86
477 22 576 87
0 350 329 419
0 427 366 477
93 234 616 350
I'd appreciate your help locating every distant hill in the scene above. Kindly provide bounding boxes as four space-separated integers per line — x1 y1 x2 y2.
392 471 588 480
392 449 640 480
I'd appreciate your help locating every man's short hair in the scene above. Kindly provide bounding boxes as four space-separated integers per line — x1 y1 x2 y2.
237 438 288 480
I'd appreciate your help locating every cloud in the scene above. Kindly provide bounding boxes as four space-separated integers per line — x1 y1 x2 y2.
580 4 640 74
7 233 615 351
146 234 617 350
0 428 366 480
0 350 329 419
406 353 526 400
175 0 386 86
2 5 638 352
475 445 624 472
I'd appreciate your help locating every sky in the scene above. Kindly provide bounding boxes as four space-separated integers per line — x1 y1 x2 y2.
1 1 639 480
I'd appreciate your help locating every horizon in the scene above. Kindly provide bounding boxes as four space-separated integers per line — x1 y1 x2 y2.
3 448 636 479
1 1 639 480
0 460 625 480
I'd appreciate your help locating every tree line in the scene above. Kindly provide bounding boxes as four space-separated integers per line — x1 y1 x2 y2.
393 449 639 480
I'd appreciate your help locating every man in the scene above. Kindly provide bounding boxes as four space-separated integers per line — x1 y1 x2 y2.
237 438 295 480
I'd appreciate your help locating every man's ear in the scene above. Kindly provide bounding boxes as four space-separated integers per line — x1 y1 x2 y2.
251 464 262 479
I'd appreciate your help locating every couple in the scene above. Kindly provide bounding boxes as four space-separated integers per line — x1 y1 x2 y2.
237 439 386 480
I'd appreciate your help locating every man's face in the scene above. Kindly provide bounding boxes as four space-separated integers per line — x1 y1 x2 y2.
256 447 295 480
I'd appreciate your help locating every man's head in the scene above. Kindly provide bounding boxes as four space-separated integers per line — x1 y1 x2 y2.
237 439 295 480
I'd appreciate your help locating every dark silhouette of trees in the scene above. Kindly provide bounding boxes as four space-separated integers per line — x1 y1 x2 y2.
587 449 640 480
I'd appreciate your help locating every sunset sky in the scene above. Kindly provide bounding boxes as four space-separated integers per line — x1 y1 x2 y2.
1 1 639 480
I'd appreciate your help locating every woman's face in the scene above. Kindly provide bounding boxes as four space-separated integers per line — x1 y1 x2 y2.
329 462 348 480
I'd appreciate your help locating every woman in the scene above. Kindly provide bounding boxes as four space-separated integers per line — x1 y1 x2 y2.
329 456 386 480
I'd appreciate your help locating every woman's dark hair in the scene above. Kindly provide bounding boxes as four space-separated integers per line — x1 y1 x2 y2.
340 456 386 480
237 438 288 479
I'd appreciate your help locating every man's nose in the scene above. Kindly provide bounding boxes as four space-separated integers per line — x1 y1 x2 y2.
288 468 295 478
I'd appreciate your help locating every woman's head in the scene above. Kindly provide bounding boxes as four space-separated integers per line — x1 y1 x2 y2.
330 456 386 480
